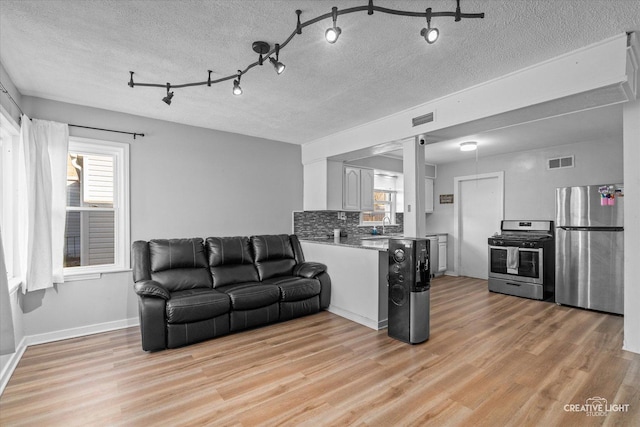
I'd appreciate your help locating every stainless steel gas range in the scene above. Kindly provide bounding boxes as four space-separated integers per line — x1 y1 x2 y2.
487 220 555 301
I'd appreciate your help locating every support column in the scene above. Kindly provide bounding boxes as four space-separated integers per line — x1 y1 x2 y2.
403 136 426 238
623 97 640 354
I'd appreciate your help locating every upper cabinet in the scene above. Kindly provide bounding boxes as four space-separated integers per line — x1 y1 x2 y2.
425 178 434 213
360 168 375 211
343 166 374 211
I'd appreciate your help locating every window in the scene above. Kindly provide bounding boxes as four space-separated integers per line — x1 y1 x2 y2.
64 137 130 276
361 189 396 225
360 171 400 226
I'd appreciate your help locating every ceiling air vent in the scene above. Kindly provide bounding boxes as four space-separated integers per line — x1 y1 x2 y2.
547 156 574 170
412 112 434 127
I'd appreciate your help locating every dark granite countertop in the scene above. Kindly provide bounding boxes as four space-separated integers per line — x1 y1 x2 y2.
299 235 404 251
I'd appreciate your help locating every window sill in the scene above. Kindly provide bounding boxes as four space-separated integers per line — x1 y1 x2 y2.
64 267 132 282
357 224 400 228
8 277 22 294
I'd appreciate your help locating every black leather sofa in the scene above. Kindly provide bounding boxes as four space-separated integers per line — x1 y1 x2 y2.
132 234 331 351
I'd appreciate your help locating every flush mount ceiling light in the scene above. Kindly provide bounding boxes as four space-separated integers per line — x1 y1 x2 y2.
460 141 477 151
128 0 484 104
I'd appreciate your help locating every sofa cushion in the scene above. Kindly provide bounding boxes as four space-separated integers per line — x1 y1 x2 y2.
262 276 321 302
218 283 281 310
166 289 230 324
206 237 260 287
149 239 212 291
251 235 296 281
151 268 213 292
150 238 209 271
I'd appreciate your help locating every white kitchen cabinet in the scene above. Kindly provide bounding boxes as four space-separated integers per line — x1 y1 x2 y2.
360 168 375 211
438 234 447 273
425 178 434 213
343 166 360 210
343 166 374 211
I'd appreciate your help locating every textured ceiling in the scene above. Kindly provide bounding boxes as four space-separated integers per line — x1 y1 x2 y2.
1 0 639 147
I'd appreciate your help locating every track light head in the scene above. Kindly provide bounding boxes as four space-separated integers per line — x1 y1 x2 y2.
325 26 342 43
162 92 174 105
270 43 285 75
232 70 242 96
420 27 439 43
162 84 173 105
326 7 342 43
269 57 286 75
421 8 439 44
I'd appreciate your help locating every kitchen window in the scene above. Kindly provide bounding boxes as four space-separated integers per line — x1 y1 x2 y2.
361 190 396 225
64 137 130 277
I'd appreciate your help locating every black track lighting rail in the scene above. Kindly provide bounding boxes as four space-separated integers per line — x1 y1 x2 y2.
128 0 484 100
0 81 144 139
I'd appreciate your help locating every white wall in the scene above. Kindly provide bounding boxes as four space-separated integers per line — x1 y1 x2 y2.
426 138 624 270
0 62 22 123
18 96 303 337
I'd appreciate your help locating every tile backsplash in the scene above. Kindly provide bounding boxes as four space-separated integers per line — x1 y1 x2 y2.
293 211 404 238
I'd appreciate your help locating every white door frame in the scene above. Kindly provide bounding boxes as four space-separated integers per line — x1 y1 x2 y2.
453 171 504 277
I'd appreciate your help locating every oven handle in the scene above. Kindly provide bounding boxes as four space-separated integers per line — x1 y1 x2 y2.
488 246 542 253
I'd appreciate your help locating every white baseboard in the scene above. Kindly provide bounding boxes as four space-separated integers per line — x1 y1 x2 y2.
327 306 382 331
0 317 139 396
25 317 139 347
0 336 27 396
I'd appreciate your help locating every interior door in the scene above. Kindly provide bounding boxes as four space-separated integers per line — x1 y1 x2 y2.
455 172 504 279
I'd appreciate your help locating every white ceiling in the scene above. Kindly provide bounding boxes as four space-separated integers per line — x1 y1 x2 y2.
1 0 639 154
371 103 624 164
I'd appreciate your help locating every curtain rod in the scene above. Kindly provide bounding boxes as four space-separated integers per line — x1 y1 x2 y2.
0 81 144 140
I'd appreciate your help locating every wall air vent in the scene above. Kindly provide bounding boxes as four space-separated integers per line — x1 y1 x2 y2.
412 112 434 127
547 156 574 170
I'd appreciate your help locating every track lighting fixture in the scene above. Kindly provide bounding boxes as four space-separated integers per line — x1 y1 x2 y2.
233 71 242 96
325 7 342 44
420 8 439 44
269 44 286 75
128 1 484 101
253 41 270 66
162 84 173 105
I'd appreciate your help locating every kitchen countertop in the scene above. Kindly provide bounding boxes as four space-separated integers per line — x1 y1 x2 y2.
300 235 402 251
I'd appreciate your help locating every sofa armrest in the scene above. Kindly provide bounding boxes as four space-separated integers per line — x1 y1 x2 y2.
293 262 327 278
134 280 171 300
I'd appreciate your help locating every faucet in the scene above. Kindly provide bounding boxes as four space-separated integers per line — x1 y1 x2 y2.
382 216 391 235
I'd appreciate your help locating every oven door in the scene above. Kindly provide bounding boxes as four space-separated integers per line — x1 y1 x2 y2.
488 246 544 285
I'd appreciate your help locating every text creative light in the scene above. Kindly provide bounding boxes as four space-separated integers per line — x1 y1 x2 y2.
128 0 484 104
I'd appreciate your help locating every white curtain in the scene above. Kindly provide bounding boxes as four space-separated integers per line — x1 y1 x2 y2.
0 228 16 355
17 115 69 293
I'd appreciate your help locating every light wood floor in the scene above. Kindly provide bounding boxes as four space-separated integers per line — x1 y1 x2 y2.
1 276 638 426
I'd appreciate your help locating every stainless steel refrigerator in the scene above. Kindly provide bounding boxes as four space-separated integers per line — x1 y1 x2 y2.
555 184 624 314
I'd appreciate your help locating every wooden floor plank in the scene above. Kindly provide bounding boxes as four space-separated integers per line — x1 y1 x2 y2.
1 275 638 426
